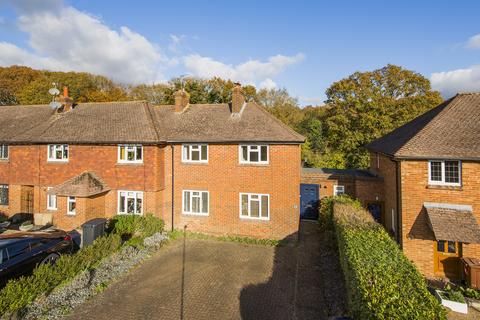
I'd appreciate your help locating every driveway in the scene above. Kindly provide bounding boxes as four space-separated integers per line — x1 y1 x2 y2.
67 221 347 320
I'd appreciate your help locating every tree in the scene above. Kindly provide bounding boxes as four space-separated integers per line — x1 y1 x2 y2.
255 88 305 129
0 88 18 106
323 64 443 168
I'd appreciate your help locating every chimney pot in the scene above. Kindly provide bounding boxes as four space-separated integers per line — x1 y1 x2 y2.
231 84 245 113
59 86 73 112
63 86 69 98
174 90 190 112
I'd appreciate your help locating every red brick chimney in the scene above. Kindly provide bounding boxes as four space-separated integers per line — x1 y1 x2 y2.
60 86 73 112
174 90 190 113
231 84 245 114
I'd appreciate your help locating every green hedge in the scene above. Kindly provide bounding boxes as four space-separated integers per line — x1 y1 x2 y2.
0 234 122 316
323 196 445 319
109 214 164 246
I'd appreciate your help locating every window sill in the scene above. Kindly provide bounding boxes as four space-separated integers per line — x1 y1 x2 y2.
0 159 9 163
47 160 69 164
181 162 209 165
239 217 270 222
427 184 462 191
182 212 209 217
66 213 76 217
238 163 270 167
116 162 144 166
47 208 58 211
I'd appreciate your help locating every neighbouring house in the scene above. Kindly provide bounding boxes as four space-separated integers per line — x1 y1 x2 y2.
300 168 384 221
0 86 304 240
365 92 480 279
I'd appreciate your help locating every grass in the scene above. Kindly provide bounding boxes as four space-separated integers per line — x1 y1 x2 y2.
168 229 282 246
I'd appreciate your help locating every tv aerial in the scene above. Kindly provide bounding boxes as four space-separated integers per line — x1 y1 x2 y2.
48 82 61 109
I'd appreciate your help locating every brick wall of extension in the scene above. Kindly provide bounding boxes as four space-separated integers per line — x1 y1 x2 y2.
0 143 301 240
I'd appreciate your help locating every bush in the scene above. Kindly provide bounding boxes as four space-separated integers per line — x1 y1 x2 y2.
109 214 164 242
328 198 445 319
0 234 122 316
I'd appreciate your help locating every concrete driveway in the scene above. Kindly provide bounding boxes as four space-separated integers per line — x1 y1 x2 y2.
67 221 347 320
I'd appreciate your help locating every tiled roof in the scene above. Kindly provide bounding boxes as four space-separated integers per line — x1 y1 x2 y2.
365 93 480 159
302 167 379 179
425 203 480 244
152 102 305 143
48 171 110 197
0 101 304 144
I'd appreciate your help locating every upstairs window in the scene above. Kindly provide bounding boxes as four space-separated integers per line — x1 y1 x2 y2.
240 193 269 220
48 144 68 162
118 145 143 164
239 145 269 164
0 145 8 160
334 185 345 196
0 184 8 206
183 190 209 215
428 160 461 186
182 144 208 163
118 191 143 215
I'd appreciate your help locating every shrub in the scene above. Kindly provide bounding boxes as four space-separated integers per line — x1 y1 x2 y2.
109 214 164 240
329 200 445 319
0 234 122 316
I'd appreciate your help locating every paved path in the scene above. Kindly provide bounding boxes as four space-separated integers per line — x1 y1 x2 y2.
67 221 347 320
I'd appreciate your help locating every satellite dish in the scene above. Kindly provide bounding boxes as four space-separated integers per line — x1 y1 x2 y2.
49 101 62 109
49 88 60 96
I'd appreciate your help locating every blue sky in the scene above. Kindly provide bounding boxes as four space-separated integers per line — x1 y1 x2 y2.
0 0 479 105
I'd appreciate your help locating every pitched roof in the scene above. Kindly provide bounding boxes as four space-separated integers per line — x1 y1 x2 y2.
424 203 480 244
365 93 480 159
152 102 305 143
48 171 110 197
302 167 380 180
0 101 303 144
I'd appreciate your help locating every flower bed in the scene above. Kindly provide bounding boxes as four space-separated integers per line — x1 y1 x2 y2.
322 196 446 319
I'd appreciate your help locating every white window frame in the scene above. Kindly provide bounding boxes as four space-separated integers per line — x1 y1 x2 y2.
239 145 269 164
0 145 8 160
117 145 143 164
47 187 57 211
67 196 76 215
428 160 461 186
117 190 144 215
239 193 270 221
334 185 345 196
181 144 208 163
182 190 209 216
47 144 69 162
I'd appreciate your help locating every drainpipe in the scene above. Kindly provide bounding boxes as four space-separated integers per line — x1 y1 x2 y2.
171 144 175 232
395 160 402 248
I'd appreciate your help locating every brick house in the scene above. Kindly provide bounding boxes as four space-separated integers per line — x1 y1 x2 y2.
0 86 304 240
366 93 480 278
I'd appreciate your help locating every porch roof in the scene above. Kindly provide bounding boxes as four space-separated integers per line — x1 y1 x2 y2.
425 203 480 244
48 171 110 197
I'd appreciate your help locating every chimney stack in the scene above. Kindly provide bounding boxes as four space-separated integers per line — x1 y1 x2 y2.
60 86 73 112
174 90 190 113
231 84 245 114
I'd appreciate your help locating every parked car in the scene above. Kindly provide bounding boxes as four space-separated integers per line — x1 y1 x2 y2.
0 231 74 286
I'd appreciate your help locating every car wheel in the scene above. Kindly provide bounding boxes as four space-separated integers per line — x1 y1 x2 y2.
40 253 60 266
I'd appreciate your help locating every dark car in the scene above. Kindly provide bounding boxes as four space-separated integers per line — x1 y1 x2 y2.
0 231 74 286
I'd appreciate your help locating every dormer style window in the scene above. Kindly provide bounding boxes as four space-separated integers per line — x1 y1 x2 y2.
239 145 269 164
118 145 143 164
428 160 461 186
0 145 8 160
48 144 68 162
182 144 208 163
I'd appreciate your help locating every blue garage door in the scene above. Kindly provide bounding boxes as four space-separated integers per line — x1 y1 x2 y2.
300 184 320 220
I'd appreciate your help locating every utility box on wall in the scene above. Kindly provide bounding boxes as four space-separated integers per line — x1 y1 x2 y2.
462 257 480 289
82 218 107 247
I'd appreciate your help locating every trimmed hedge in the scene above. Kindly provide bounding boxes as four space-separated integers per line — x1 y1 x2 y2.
322 196 445 319
0 234 122 316
109 214 164 246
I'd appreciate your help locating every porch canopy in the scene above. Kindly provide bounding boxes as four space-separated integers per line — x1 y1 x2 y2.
48 171 110 197
425 202 480 244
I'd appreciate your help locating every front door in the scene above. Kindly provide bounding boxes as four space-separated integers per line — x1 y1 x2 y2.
300 184 319 220
20 186 34 213
366 202 384 225
434 240 462 278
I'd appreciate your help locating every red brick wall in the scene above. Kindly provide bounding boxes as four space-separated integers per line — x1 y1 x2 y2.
0 145 164 229
162 144 301 240
400 160 480 277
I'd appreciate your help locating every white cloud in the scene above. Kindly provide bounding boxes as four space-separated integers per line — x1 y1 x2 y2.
259 78 277 90
183 53 305 85
431 64 480 98
0 1 169 83
466 34 480 49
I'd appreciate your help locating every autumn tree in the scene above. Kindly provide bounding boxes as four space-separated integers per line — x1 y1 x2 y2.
323 64 443 168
